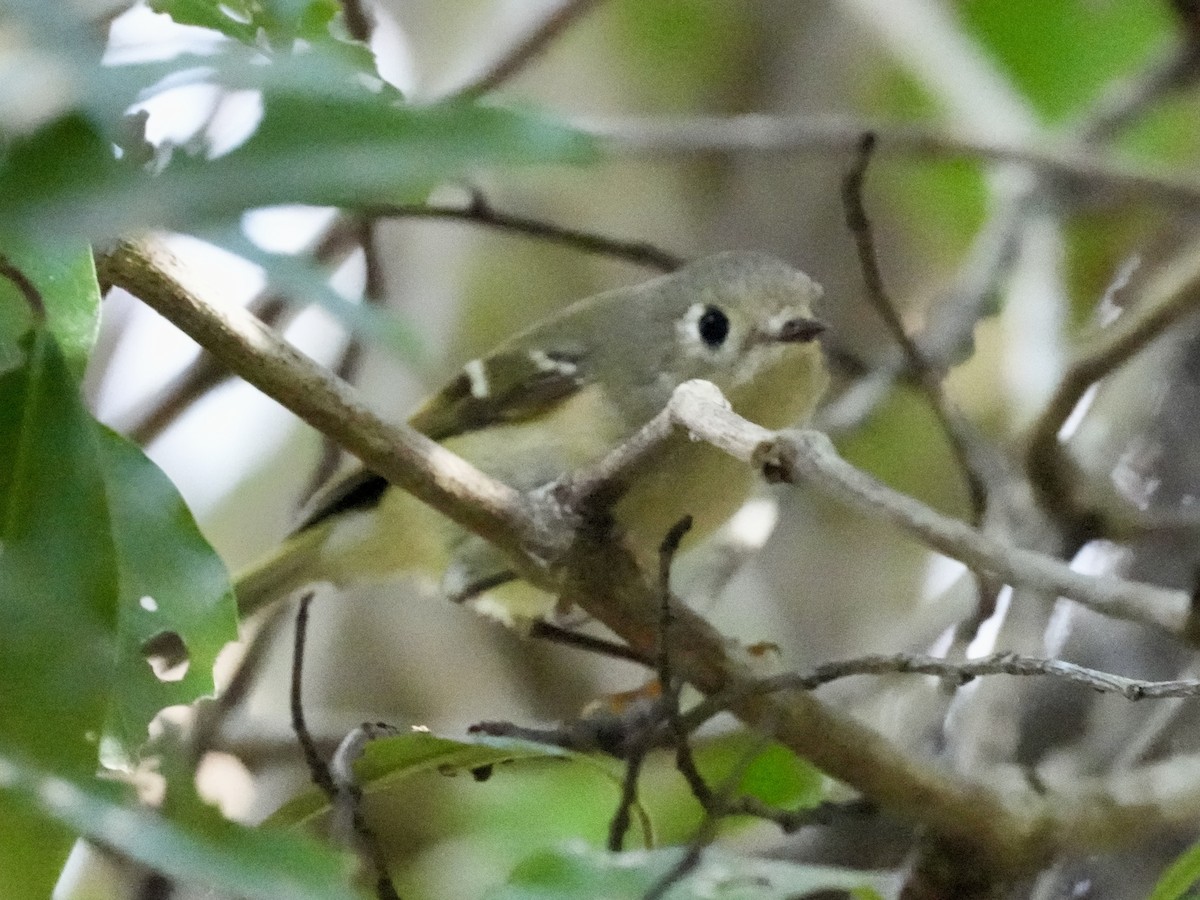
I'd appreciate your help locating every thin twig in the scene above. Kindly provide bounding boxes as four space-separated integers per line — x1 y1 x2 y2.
290 592 337 797
527 620 651 665
366 193 685 273
189 600 290 764
656 382 1194 636
1024 241 1200 523
757 651 1200 705
608 739 650 852
290 593 400 900
455 0 606 98
656 516 693 693
815 34 1200 438
300 217 385 504
329 723 402 900
0 254 45 319
842 132 988 524
583 113 1200 209
643 726 774 900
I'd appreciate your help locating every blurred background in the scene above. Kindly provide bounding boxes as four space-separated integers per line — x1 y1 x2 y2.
84 1 1200 896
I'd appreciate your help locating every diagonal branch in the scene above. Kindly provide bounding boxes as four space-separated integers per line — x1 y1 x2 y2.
103 237 1200 880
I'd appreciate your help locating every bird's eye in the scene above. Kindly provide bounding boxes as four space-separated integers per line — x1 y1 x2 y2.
697 306 730 348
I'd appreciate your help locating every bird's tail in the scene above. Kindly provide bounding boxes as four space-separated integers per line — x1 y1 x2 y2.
233 524 331 618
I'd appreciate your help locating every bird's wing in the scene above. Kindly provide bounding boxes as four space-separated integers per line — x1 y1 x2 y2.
295 345 587 530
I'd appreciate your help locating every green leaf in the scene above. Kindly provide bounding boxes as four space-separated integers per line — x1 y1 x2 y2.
151 0 343 47
1 69 596 242
96 425 238 769
0 239 101 379
0 749 364 900
148 0 260 44
151 95 597 225
0 330 118 773
700 736 824 812
0 330 118 892
266 731 578 828
206 223 425 361
957 0 1170 123
1151 838 1200 900
488 843 887 899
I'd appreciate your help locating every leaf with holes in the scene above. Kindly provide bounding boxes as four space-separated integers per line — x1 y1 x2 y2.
95 424 238 769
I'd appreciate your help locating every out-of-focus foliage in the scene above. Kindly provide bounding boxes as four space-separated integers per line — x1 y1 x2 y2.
0 0 598 896
487 843 887 900
8 0 1200 897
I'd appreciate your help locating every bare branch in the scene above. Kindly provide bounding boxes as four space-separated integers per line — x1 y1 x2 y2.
290 592 336 797
455 0 606 98
583 114 1200 209
842 132 988 524
291 593 400 900
113 240 1200 875
366 193 684 272
98 237 548 613
754 651 1200 702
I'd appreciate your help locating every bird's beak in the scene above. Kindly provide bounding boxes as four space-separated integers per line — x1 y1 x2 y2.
766 316 826 343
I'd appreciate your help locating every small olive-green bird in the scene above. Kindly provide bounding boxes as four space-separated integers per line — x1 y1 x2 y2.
235 251 828 627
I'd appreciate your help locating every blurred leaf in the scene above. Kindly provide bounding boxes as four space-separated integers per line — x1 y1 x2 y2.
958 0 1171 123
487 843 885 899
0 749 363 900
152 0 346 48
0 329 118 892
1 81 596 242
0 0 103 134
612 0 752 110
863 71 988 265
698 736 824 812
266 731 579 829
1151 838 1200 900
96 426 238 769
207 223 426 361
0 330 117 772
837 387 970 519
148 0 260 44
0 239 100 379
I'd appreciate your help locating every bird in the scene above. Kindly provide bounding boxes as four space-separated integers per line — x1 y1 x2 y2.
233 251 828 628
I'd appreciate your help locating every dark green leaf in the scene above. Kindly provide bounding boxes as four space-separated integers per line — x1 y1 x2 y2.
0 331 118 891
0 239 101 379
0 331 117 772
96 426 238 768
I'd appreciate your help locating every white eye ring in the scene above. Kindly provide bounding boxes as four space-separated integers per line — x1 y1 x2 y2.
677 303 733 356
